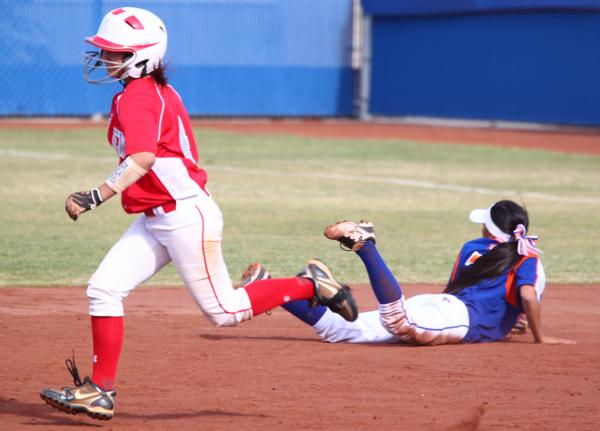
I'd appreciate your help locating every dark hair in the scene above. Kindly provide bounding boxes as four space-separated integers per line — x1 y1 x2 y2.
444 200 529 294
149 63 168 86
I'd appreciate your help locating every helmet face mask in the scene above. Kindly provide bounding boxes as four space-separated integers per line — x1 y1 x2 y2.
83 50 137 84
83 7 167 85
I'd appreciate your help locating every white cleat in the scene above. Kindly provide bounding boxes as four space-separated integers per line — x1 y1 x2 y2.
324 220 376 252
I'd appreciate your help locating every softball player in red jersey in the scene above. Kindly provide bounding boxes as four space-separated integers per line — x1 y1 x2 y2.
40 7 357 421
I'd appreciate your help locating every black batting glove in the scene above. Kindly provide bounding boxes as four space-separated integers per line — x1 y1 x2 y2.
71 188 103 210
65 188 103 221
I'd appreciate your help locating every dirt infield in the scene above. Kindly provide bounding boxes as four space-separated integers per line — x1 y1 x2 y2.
1 118 599 154
1 284 599 431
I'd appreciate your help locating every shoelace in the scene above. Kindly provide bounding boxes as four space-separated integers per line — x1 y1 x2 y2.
513 224 542 257
337 226 365 252
338 242 352 252
65 351 83 387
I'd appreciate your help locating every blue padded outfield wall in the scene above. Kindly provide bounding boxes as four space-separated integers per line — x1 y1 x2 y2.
0 0 353 116
362 0 600 126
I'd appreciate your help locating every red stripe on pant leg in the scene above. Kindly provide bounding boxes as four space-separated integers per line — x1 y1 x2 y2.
195 206 251 314
91 316 123 391
244 277 314 316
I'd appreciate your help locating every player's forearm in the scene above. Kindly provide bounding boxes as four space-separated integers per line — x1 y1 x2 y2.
105 152 154 193
520 285 544 342
65 152 154 221
96 152 154 201
97 183 117 202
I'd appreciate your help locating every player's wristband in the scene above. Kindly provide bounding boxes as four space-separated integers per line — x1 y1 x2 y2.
90 188 103 207
105 156 148 193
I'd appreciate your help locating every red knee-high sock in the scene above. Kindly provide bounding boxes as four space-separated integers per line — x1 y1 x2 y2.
243 277 314 316
91 316 123 391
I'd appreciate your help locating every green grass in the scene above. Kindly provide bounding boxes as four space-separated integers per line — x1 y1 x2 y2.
0 127 599 286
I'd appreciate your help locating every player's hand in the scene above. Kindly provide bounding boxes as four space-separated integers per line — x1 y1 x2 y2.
510 313 528 334
65 188 103 221
65 194 84 221
537 335 576 345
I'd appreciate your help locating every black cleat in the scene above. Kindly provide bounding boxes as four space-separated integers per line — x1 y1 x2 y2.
298 258 358 321
40 354 115 420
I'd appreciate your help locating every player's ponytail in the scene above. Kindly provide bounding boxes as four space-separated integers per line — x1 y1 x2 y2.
150 62 168 86
444 200 530 294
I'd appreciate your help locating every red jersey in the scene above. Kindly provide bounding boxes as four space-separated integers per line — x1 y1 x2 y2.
107 77 207 213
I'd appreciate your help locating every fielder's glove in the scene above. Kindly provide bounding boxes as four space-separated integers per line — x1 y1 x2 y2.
65 188 103 221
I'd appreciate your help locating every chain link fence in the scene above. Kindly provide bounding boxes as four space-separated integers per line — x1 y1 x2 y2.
0 0 354 116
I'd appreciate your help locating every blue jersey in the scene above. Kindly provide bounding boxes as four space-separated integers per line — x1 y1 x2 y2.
448 238 545 343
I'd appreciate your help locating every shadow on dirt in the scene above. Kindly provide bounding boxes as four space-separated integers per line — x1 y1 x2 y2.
0 396 268 426
199 333 316 343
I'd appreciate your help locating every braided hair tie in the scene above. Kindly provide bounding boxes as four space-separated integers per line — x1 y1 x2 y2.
513 224 542 257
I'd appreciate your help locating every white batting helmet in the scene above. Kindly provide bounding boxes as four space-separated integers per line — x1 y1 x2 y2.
84 7 167 84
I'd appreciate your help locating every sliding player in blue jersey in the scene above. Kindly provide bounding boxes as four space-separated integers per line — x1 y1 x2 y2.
244 200 574 345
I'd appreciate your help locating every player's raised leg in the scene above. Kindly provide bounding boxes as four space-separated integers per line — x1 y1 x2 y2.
324 220 402 303
324 221 411 337
324 220 469 345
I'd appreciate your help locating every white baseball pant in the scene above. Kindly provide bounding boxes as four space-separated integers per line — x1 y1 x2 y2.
314 293 469 345
86 193 253 326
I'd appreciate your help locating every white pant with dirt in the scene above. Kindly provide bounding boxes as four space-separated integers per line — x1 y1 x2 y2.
314 293 469 345
87 193 253 326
